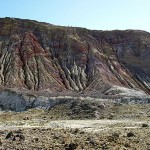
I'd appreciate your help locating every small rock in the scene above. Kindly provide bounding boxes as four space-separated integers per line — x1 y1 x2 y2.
141 123 149 128
23 116 29 120
34 137 39 142
17 134 25 141
80 131 85 134
65 143 78 150
72 128 79 134
89 139 96 145
12 136 16 141
5 131 13 139
124 143 130 147
127 132 135 137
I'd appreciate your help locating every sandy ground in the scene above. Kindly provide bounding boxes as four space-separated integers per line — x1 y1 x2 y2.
0 119 148 131
47 119 147 131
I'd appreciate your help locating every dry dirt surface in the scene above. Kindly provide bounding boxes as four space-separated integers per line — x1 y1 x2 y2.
0 104 150 149
0 116 150 150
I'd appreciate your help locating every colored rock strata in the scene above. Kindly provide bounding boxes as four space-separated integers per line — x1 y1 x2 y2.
0 17 149 94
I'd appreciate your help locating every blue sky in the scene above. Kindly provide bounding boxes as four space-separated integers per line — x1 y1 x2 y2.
0 0 150 32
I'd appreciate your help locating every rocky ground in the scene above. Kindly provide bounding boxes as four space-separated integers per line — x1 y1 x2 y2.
0 103 150 150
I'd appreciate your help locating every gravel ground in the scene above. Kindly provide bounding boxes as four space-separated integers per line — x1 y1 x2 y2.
0 104 150 149
0 118 150 149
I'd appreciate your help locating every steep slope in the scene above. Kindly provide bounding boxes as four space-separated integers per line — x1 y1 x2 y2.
0 17 149 94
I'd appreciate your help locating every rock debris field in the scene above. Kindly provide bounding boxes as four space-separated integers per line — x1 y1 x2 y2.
0 108 150 150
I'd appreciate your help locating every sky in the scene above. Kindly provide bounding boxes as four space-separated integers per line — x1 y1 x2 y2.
0 0 150 32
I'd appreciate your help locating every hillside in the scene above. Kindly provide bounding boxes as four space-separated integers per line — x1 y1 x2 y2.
0 17 149 95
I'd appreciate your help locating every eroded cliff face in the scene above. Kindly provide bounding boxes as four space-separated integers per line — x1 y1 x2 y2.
0 17 149 94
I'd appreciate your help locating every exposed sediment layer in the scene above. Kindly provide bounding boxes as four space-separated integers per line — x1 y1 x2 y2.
0 17 149 94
